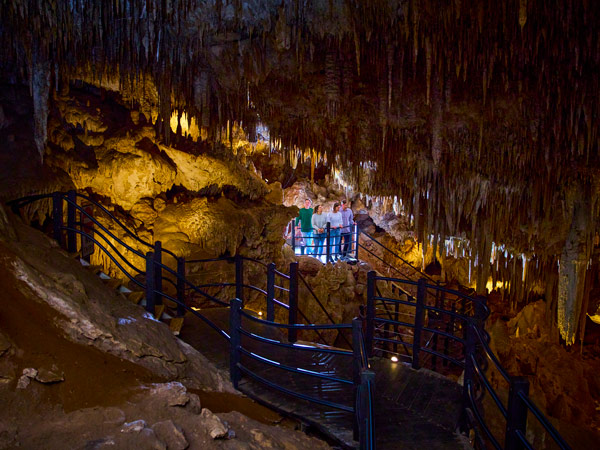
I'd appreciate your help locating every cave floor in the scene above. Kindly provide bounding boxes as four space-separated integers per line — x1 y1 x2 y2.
180 308 469 449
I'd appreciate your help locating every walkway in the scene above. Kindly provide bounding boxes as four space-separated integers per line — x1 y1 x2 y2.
180 308 467 449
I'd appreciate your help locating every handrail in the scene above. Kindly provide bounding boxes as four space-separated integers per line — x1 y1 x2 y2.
238 346 353 385
238 365 355 413
240 309 353 330
368 273 570 450
239 328 352 356
186 257 233 264
471 353 508 418
466 381 503 450
71 224 145 275
65 201 147 259
471 324 511 383
239 256 268 268
63 228 145 289
359 228 439 285
297 271 352 348
274 269 290 280
153 289 230 341
73 192 179 261
517 392 571 450
352 319 375 450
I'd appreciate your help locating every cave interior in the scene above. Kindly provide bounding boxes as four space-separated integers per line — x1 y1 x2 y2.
0 1 599 449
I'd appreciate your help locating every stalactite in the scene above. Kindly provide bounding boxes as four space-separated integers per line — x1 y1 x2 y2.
30 42 51 163
1 0 599 341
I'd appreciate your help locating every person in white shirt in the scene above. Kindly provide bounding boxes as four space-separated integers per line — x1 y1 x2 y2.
311 205 327 257
327 202 343 261
340 200 355 257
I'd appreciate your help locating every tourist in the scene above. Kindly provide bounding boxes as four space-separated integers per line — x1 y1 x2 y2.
328 202 343 261
311 205 327 258
295 198 313 255
340 199 355 258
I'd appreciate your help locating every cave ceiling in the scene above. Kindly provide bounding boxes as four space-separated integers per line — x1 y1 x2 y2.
1 0 599 263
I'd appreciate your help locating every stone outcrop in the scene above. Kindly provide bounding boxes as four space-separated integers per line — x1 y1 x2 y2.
46 91 269 211
488 302 600 442
0 204 232 392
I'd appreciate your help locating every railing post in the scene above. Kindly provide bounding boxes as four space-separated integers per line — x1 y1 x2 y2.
229 298 242 389
475 295 488 326
176 257 186 317
153 241 163 306
354 224 359 260
145 251 155 315
360 369 375 450
505 377 530 450
52 192 63 247
288 262 299 343
326 222 331 263
366 271 376 358
352 318 362 384
235 254 244 306
393 301 399 355
291 221 296 253
462 322 476 427
352 318 362 441
266 262 276 322
412 278 427 369
66 190 77 253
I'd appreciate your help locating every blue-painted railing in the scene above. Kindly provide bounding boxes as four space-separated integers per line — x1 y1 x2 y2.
287 219 360 262
366 272 570 450
230 299 375 449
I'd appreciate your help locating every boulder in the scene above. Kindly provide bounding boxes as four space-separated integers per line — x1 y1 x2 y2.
152 420 189 450
35 364 65 383
150 382 190 407
0 332 11 356
199 409 228 439
121 419 147 433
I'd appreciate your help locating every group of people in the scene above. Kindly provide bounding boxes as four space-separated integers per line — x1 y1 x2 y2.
294 198 355 261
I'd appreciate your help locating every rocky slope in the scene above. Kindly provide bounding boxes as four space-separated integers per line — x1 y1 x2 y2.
0 203 331 449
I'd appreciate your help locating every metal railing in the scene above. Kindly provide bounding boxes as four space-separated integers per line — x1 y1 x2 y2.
286 220 359 263
230 299 374 449
366 272 570 450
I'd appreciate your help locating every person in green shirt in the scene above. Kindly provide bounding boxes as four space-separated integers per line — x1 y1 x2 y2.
295 199 314 255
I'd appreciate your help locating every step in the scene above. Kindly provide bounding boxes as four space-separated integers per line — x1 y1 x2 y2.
164 299 179 309
128 291 145 305
154 305 165 320
103 278 122 290
86 265 104 274
118 285 132 294
169 317 185 336
78 258 90 267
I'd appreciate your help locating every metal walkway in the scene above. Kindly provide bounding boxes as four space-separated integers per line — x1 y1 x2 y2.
181 308 466 449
